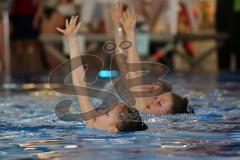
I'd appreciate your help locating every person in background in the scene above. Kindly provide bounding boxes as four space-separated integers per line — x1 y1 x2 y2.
0 1 3 72
216 0 240 71
10 0 40 39
231 0 240 70
10 0 44 72
0 16 3 72
34 0 75 35
0 1 4 73
215 0 234 71
178 2 200 58
34 0 75 69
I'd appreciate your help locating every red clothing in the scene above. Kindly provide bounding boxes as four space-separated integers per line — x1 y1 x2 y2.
179 4 199 27
12 0 38 15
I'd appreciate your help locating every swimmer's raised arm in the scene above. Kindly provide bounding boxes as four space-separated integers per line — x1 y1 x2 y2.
110 2 129 75
120 9 149 110
121 9 141 66
110 2 124 51
57 16 95 127
110 3 141 69
110 3 145 109
110 3 137 93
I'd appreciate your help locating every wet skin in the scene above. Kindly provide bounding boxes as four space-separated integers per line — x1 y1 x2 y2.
90 104 127 132
144 92 188 115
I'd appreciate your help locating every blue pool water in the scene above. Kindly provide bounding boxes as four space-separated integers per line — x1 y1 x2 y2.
0 72 240 160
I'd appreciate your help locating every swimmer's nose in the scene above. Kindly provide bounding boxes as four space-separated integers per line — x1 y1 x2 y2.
148 97 157 104
116 103 127 112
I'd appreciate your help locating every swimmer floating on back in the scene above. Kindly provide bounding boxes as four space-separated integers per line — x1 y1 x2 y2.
57 16 148 132
110 3 190 115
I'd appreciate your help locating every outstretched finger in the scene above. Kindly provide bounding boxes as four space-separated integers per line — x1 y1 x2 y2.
120 17 124 24
130 9 136 20
129 9 134 16
76 22 82 31
123 11 127 21
73 16 79 26
133 13 137 21
56 27 65 33
69 16 74 25
127 9 132 18
65 19 69 28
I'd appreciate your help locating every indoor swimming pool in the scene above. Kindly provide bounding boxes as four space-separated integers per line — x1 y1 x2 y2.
0 72 240 160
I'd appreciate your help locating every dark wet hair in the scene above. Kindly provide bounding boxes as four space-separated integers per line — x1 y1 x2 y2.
117 107 148 132
171 93 189 114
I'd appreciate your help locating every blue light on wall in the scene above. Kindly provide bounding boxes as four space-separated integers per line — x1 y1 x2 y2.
99 70 119 78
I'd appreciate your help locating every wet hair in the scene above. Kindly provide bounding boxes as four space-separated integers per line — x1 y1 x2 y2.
117 107 148 132
171 93 189 114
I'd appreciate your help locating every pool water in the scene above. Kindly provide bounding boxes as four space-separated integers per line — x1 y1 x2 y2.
0 72 240 160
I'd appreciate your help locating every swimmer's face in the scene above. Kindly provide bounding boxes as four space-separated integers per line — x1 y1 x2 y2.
92 104 127 132
145 92 175 115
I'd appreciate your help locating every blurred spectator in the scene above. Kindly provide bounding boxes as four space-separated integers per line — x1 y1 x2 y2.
37 0 74 69
178 2 200 57
231 0 240 70
34 0 75 35
10 0 43 72
10 0 40 39
0 17 3 72
216 0 240 71
0 1 2 71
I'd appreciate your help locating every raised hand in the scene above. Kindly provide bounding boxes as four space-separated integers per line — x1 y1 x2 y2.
120 9 137 34
57 16 81 39
110 2 124 25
